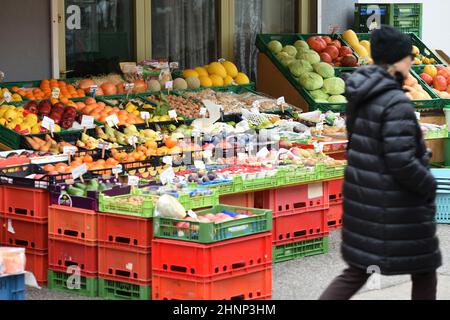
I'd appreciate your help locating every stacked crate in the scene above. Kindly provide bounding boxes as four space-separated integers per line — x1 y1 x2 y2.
47 205 98 297
97 212 152 300
327 178 344 230
255 182 330 263
152 205 273 300
0 186 49 285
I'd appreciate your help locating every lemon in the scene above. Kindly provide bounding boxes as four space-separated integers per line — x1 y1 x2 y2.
54 124 61 133
194 67 208 77
222 61 239 78
31 125 41 134
224 75 234 86
207 62 227 79
235 73 250 85
24 114 38 126
210 74 224 87
199 76 213 87
182 69 199 78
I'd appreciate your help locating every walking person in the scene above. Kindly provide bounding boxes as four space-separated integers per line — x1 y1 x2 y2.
320 26 442 300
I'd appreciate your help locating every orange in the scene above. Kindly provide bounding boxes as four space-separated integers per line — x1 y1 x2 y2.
106 158 118 166
85 97 96 105
83 155 93 163
43 164 55 172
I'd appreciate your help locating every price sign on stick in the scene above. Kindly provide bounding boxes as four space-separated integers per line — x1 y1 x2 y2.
169 62 179 70
162 156 173 166
72 164 87 182
168 110 178 123
160 167 175 185
140 112 150 127
3 91 12 103
42 116 55 137
63 146 77 155
165 81 173 90
128 175 139 186
81 116 94 128
128 135 138 148
52 88 60 99
106 114 119 128
277 96 285 113
90 85 98 97
112 165 123 178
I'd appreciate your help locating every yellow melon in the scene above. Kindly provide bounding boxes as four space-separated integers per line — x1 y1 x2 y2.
222 61 239 78
199 76 213 87
224 75 234 86
235 73 250 85
194 67 209 77
182 69 199 78
210 74 224 87
207 62 227 78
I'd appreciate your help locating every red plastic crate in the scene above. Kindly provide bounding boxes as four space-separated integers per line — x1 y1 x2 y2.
48 238 98 276
48 205 97 245
98 213 153 250
255 182 329 217
1 214 48 250
3 186 50 220
219 192 255 208
98 244 151 283
152 232 272 279
327 178 343 229
26 248 48 286
152 264 272 300
272 209 328 244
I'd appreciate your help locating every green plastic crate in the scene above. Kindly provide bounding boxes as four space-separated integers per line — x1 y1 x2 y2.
154 205 272 244
98 193 158 218
323 165 346 179
232 171 279 193
280 165 323 186
98 278 151 300
274 237 329 263
47 270 98 297
411 66 450 106
424 125 448 140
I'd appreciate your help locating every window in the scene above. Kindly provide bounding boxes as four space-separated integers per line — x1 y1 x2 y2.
151 0 219 69
64 0 135 77
235 0 297 80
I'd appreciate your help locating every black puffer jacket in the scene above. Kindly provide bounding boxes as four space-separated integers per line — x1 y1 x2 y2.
342 65 442 275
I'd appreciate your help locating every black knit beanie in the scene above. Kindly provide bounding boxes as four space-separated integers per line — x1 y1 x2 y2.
371 25 413 65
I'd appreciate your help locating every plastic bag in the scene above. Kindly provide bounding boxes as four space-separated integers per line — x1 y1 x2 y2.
0 247 26 275
155 194 187 219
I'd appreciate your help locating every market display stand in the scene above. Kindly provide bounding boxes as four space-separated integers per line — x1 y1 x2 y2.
256 53 310 112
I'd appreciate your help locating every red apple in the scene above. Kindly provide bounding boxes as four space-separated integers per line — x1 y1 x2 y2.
433 75 448 91
322 36 332 44
341 54 358 67
320 52 333 64
339 46 353 57
323 46 339 60
437 70 450 81
330 40 342 49
420 73 434 85
307 36 327 53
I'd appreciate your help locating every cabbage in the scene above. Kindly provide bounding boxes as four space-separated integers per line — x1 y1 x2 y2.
299 72 324 91
297 50 321 65
276 52 290 60
268 40 283 54
289 60 313 77
279 56 296 67
294 40 309 50
155 194 187 219
313 63 335 79
328 95 347 103
323 77 346 95
282 45 298 57
309 89 330 101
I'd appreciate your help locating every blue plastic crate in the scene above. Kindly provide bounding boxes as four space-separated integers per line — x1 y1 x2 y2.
431 169 450 224
0 273 25 300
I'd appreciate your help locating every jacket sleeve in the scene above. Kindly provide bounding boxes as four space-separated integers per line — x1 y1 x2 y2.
381 100 437 197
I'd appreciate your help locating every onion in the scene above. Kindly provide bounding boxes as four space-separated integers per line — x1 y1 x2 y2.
79 79 95 90
133 80 147 93
116 83 125 94
101 82 117 95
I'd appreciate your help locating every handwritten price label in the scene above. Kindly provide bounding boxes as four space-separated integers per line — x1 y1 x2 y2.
72 164 87 179
81 115 94 127
51 88 60 99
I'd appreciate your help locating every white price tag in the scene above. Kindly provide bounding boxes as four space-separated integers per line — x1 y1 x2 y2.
252 101 260 110
313 142 324 153
202 100 221 123
136 66 144 76
72 164 87 179
3 91 12 103
140 112 150 120
199 107 207 117
81 116 94 127
168 110 178 119
187 210 198 219
106 114 120 127
415 112 421 121
162 156 173 165
128 135 138 146
42 116 55 131
7 219 15 234
112 165 123 174
128 175 139 186
160 167 175 185
125 83 135 91
203 149 213 158
256 147 270 159
316 122 324 131
90 85 98 96
97 141 110 150
169 62 179 69
194 160 206 170
63 146 77 155
51 88 60 99
277 97 285 105
165 81 174 90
